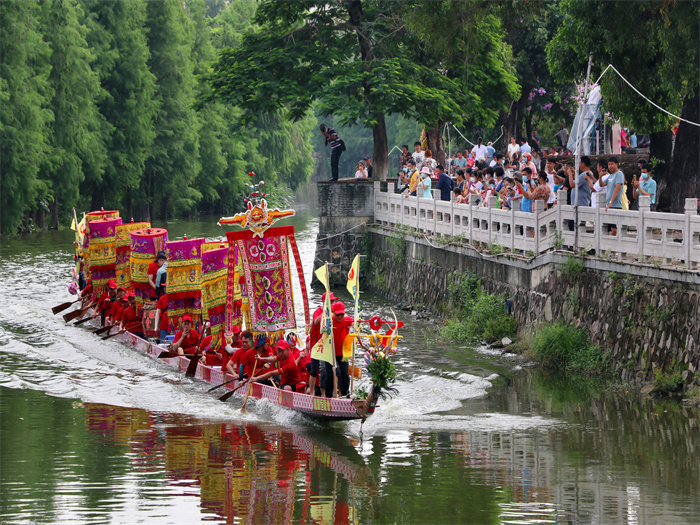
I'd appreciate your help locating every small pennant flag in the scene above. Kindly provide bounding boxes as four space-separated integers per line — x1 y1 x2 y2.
310 264 335 365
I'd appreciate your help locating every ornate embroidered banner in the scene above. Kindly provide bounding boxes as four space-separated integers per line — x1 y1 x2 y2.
115 222 150 289
166 237 205 328
130 228 168 309
83 210 120 280
228 228 296 333
88 217 123 295
201 245 228 346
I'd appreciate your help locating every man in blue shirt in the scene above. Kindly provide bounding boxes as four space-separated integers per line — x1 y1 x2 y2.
600 156 625 235
519 138 532 155
633 163 657 210
486 141 496 164
435 165 453 201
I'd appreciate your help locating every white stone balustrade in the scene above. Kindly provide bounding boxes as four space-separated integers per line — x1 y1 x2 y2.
373 181 700 269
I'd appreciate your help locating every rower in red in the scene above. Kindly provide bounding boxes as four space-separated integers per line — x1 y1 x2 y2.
107 286 127 325
119 292 143 338
221 325 242 372
252 339 305 392
226 330 251 377
171 315 199 355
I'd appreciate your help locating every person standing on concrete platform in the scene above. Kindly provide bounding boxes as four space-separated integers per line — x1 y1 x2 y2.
320 124 344 181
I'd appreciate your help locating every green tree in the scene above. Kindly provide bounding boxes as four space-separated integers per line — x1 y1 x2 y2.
205 0 484 180
547 0 699 211
144 0 201 220
41 0 109 230
83 0 157 219
400 1 519 163
0 0 53 235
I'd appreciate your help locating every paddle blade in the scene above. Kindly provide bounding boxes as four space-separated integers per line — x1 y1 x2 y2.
73 316 94 326
185 354 200 378
157 351 180 359
219 388 237 402
52 300 76 315
93 325 112 335
63 309 83 322
102 330 124 341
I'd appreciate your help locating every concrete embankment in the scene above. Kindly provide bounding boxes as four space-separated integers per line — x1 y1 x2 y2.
314 180 700 383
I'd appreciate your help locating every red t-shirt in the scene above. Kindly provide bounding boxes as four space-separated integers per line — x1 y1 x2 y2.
110 300 126 321
97 292 112 313
332 316 354 357
309 307 323 351
156 293 169 331
226 346 245 374
147 262 159 299
275 354 301 386
201 335 222 366
121 306 141 332
174 329 200 354
242 347 271 378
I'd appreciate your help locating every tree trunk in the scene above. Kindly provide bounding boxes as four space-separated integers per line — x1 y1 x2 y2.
667 86 699 213
126 189 133 223
160 195 168 221
524 114 533 147
426 122 446 166
372 116 389 180
648 129 674 211
50 197 59 230
502 96 525 147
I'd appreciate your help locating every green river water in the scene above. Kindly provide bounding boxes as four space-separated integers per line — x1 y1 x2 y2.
1 208 699 524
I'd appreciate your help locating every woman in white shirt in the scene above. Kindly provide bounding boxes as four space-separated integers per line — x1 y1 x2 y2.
355 161 368 179
507 136 520 159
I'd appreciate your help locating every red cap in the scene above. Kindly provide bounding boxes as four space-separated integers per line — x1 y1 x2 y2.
275 340 290 352
117 286 126 293
322 292 337 302
108 280 117 289
182 315 193 324
232 325 241 334
125 291 135 299
332 301 346 315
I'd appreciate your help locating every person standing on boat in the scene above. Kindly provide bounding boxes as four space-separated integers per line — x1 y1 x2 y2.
155 290 170 343
327 301 353 398
171 315 199 355
148 251 167 301
155 259 167 300
308 292 337 397
252 340 304 392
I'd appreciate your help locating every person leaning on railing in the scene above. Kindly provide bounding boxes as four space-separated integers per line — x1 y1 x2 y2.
599 156 625 235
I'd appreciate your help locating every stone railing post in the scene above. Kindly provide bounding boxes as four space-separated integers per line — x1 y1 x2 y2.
534 200 545 254
511 198 520 253
488 196 498 246
469 194 478 245
637 195 650 260
557 188 567 235
685 198 698 269
595 197 606 256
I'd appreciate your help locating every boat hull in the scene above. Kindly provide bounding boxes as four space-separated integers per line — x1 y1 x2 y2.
83 311 372 421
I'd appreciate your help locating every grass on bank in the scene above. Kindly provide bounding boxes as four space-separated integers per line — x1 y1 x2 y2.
440 271 517 345
530 321 611 373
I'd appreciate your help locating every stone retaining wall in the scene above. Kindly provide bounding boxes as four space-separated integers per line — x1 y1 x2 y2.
366 227 700 382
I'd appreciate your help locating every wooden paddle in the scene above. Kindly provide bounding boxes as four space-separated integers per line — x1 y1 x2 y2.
185 323 208 378
240 361 258 411
52 299 79 315
218 379 249 402
73 314 98 326
208 376 238 392
102 329 125 341
63 307 88 323
93 325 112 335
157 350 180 359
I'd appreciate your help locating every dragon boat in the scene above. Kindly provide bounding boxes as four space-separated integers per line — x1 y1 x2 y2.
60 172 400 422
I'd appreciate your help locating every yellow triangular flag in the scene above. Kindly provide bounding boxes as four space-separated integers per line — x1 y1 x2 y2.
311 264 335 365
